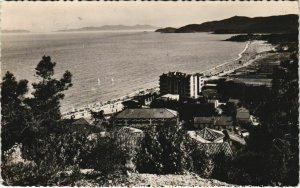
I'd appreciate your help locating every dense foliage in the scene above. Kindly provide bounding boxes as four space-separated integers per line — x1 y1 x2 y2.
210 50 299 185
136 121 192 174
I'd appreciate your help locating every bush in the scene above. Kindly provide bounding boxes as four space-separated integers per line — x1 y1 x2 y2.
2 133 93 186
86 134 127 175
136 121 192 174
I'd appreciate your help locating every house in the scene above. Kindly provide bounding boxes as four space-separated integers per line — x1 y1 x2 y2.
63 117 94 133
188 127 225 143
193 117 214 129
236 107 250 124
187 128 233 156
193 116 234 132
187 127 246 156
113 108 178 127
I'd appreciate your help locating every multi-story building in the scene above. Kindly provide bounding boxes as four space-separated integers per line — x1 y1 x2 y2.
159 72 204 99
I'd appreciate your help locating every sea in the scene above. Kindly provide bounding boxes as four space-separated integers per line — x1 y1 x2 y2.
1 31 246 113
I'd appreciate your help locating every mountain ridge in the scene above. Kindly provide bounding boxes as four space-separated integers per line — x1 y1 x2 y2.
156 14 298 34
57 24 159 32
2 29 31 33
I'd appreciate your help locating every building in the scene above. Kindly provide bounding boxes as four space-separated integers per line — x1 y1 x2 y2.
193 116 234 132
187 127 246 156
158 94 180 101
159 72 204 99
113 108 178 127
62 117 95 133
236 107 250 124
187 128 233 156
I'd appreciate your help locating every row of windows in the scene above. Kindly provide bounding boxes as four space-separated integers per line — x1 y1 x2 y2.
194 124 234 131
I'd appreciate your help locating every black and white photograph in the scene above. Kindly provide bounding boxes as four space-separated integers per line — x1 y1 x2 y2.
1 1 299 186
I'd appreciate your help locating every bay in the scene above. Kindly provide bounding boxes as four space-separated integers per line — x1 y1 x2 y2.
1 31 246 112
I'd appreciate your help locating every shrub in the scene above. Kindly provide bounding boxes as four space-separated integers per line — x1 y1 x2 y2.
136 121 192 174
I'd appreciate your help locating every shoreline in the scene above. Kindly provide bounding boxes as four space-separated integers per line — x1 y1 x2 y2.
201 41 251 76
62 40 272 120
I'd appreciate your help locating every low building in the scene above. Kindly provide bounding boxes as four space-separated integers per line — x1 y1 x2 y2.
64 118 94 132
113 108 178 127
187 128 233 156
193 116 234 132
187 127 246 156
236 107 250 124
159 94 180 101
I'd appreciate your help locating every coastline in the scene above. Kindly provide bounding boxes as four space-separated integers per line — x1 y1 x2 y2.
62 40 272 120
202 40 272 79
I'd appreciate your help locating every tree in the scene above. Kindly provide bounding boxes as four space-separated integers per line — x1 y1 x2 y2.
25 56 73 130
1 71 28 124
136 121 191 174
90 110 105 124
1 71 29 151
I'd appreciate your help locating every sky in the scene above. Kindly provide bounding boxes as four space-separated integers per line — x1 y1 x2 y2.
1 1 299 32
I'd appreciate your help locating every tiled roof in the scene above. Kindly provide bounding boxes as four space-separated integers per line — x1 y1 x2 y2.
72 118 90 126
114 108 178 119
187 128 225 143
197 128 225 142
188 127 245 155
197 142 233 156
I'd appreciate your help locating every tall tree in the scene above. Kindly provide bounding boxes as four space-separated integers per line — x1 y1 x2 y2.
25 56 73 129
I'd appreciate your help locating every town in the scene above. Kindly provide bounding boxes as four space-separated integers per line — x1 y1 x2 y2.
61 41 285 164
1 2 298 185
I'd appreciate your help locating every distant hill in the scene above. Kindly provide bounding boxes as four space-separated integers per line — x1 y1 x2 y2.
156 14 298 34
155 27 177 33
58 25 159 32
2 29 30 33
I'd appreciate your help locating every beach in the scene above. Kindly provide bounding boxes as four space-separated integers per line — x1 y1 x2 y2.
203 40 273 79
62 40 272 120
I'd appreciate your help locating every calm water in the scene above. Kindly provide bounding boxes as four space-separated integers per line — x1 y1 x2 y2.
1 31 246 112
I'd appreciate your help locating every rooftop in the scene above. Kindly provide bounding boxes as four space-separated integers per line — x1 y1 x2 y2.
72 118 91 126
236 107 250 120
114 108 178 119
215 116 233 126
198 128 225 142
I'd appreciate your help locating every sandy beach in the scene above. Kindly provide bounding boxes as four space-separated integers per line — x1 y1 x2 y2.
202 41 273 79
62 40 272 120
62 87 159 119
